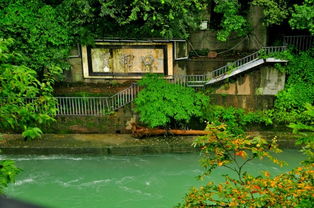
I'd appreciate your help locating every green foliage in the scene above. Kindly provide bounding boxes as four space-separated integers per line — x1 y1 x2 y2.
0 0 73 79
99 0 207 39
22 127 43 140
134 74 209 128
289 0 314 34
272 49 314 124
0 38 56 136
177 123 314 208
252 0 289 26
289 103 314 164
0 160 21 194
213 0 249 41
204 105 271 135
252 0 314 33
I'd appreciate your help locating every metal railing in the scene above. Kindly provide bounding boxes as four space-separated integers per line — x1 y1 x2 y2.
171 74 207 87
209 46 287 79
110 83 140 110
55 83 140 116
283 35 314 51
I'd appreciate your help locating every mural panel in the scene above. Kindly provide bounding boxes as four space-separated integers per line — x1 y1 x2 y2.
87 45 167 76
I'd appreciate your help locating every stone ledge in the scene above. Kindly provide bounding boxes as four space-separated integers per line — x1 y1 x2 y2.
0 132 301 155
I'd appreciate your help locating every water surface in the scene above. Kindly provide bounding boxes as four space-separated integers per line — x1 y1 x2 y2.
3 150 304 208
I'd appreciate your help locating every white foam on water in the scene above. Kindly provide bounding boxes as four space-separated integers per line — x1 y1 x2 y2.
58 178 82 187
81 179 112 186
1 155 85 161
119 185 152 197
15 178 34 186
116 176 135 185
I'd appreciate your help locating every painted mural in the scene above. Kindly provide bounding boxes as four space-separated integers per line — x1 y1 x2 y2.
90 47 164 74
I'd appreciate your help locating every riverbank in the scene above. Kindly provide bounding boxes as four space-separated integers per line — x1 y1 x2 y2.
0 131 300 155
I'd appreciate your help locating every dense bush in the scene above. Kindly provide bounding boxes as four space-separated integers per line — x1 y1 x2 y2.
271 49 314 124
134 74 209 128
203 105 272 135
0 39 56 139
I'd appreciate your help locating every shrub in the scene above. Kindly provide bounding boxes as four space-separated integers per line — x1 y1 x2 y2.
134 74 209 128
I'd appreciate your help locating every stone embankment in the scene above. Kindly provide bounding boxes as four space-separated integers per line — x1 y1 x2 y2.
0 131 300 155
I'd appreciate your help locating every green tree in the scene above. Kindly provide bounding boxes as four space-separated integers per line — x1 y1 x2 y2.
134 74 209 128
0 38 56 139
289 103 314 164
0 0 73 80
289 0 314 34
252 0 314 34
98 0 207 39
251 0 289 26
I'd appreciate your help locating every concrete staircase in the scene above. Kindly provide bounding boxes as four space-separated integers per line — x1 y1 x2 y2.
172 46 287 87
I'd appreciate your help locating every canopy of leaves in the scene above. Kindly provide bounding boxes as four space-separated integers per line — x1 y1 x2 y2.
98 0 207 39
134 74 209 128
251 0 289 26
0 38 56 136
0 0 73 79
289 0 314 34
252 0 314 34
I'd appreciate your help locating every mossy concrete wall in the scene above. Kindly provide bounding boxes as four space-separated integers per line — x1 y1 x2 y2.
211 64 285 96
208 64 285 110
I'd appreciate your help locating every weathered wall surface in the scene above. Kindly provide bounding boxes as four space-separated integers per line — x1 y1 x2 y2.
208 64 285 111
212 65 285 95
187 57 234 74
66 57 83 82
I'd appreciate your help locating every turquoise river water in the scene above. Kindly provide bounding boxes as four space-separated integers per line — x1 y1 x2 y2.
3 150 304 208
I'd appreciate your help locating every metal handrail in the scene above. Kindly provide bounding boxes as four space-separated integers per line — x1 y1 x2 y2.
283 35 313 51
209 46 287 78
55 83 140 116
